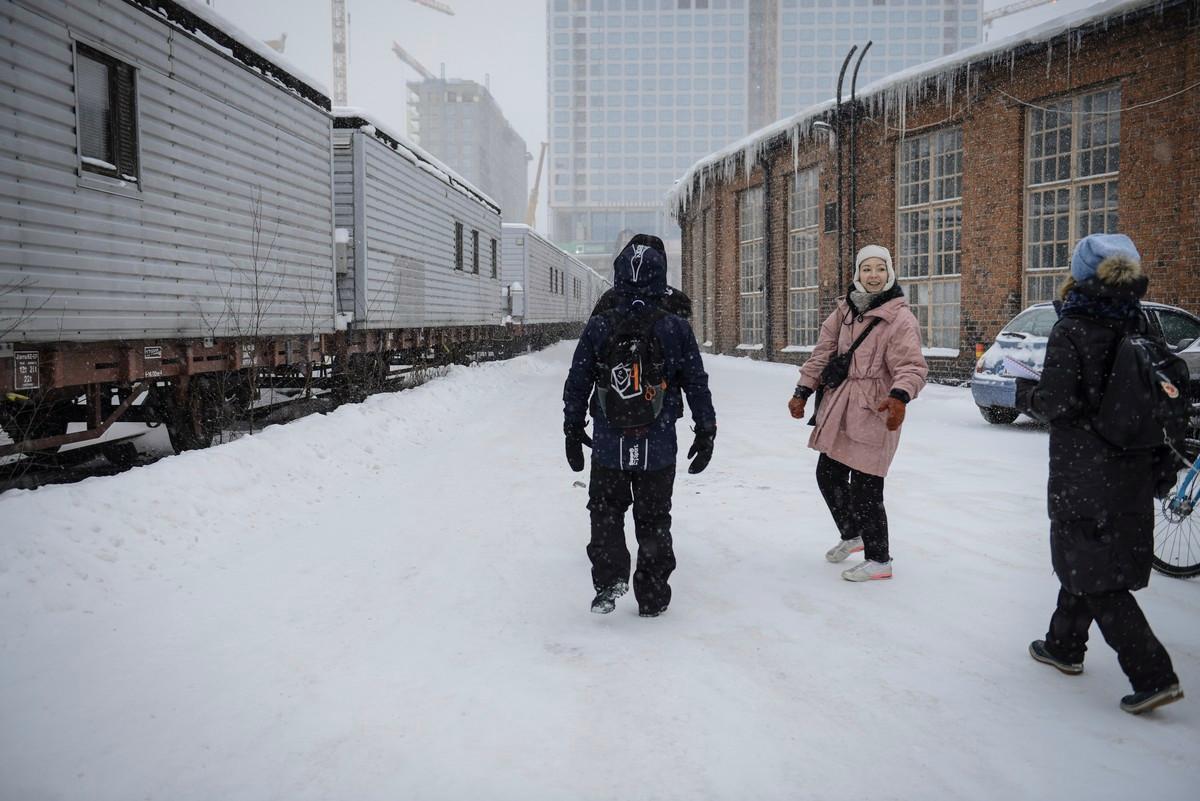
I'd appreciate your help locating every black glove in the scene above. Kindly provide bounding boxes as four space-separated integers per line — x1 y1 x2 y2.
564 423 592 472
1014 377 1037 414
687 427 716 475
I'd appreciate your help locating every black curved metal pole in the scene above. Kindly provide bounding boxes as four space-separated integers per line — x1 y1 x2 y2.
849 41 873 266
835 46 856 295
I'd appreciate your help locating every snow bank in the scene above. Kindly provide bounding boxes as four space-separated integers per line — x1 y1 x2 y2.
1 343 1196 800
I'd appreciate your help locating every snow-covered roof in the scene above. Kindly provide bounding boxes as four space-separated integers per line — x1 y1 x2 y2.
669 0 1179 213
333 108 501 215
503 222 560 253
135 0 331 109
502 223 609 283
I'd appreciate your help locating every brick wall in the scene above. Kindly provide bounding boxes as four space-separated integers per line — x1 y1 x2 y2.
680 2 1199 383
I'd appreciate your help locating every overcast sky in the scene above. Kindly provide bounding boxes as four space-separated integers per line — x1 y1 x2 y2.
211 0 1101 232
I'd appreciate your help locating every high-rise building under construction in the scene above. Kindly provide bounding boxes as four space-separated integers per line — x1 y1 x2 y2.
408 77 529 222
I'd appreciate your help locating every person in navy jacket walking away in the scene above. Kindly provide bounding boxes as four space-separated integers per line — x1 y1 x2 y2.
563 234 717 617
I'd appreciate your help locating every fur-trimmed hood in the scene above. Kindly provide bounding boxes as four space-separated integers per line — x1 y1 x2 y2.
1096 254 1143 286
1063 233 1147 304
1060 255 1148 304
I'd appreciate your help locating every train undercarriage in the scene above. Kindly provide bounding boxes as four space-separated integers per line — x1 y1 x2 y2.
0 321 580 471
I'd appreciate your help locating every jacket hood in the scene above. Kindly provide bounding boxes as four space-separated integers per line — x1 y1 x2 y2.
613 234 668 298
1063 255 1148 304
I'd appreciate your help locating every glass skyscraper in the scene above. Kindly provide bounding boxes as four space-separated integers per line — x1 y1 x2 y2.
778 0 984 115
547 0 982 282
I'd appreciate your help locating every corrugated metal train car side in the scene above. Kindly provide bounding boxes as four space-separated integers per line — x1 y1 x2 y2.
0 0 336 346
333 120 503 331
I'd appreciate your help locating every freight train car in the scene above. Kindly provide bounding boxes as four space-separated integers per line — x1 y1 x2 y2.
501 223 608 349
0 0 341 455
0 0 611 465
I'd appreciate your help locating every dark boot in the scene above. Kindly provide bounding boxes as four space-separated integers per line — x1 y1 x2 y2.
1120 684 1184 715
590 581 628 615
1029 640 1084 675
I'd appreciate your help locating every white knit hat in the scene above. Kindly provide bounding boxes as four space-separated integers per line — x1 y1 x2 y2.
853 245 895 292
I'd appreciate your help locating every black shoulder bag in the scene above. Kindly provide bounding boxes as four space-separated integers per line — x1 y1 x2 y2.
808 317 883 427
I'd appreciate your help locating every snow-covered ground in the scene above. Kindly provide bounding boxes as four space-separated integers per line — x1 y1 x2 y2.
1 341 1196 801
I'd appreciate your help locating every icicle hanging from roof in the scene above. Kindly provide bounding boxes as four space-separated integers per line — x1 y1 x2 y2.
667 0 1168 216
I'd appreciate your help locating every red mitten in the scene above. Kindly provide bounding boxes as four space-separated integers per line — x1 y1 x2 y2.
876 397 906 431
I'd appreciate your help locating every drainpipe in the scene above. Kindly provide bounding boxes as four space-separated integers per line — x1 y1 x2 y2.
760 155 773 359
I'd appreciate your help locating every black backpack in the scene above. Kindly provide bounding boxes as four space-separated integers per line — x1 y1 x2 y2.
595 306 669 430
591 286 692 320
1091 332 1192 452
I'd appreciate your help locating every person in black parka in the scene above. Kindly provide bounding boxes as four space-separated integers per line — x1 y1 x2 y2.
1016 233 1183 715
563 234 716 618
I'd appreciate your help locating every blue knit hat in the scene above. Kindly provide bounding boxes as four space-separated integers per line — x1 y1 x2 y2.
1070 234 1141 282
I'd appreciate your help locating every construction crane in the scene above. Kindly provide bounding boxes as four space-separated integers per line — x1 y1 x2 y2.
331 0 349 104
392 41 435 80
410 0 455 14
525 142 547 227
264 32 287 53
330 0 455 106
983 0 1059 30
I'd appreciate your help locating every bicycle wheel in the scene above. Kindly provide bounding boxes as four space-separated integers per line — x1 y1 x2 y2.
1154 443 1200 578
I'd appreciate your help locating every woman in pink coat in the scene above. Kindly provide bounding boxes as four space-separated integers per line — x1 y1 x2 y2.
786 245 928 581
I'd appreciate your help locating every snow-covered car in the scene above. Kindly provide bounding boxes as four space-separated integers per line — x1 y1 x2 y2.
971 301 1200 425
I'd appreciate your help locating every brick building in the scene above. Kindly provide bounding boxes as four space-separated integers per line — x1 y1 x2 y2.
673 0 1199 381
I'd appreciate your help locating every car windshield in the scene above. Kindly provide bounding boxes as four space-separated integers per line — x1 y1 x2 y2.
1002 307 1058 338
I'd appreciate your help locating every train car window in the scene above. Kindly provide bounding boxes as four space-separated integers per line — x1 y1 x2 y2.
472 230 480 274
454 222 464 270
75 42 139 183
491 238 498 278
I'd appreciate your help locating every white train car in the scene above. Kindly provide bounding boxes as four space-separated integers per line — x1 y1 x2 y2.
501 224 609 331
563 254 594 323
0 0 336 453
0 0 597 463
0 0 336 347
331 111 503 333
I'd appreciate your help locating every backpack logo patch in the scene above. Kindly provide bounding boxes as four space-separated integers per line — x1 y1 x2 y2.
1161 379 1180 399
610 361 642 400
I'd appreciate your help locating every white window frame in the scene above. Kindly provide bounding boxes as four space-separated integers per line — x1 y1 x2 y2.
738 186 765 347
896 126 962 349
702 205 715 347
689 210 706 344
787 167 820 348
1023 86 1121 304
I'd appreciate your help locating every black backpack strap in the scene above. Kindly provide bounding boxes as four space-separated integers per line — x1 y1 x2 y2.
842 316 883 358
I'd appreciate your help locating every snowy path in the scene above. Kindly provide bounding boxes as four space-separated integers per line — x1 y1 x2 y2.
1 341 1196 801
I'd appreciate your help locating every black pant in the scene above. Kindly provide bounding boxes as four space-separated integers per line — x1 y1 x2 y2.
586 463 676 612
1046 587 1178 693
815 453 889 563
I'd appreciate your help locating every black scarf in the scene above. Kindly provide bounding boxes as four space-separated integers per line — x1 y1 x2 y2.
846 283 903 319
1058 274 1146 323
